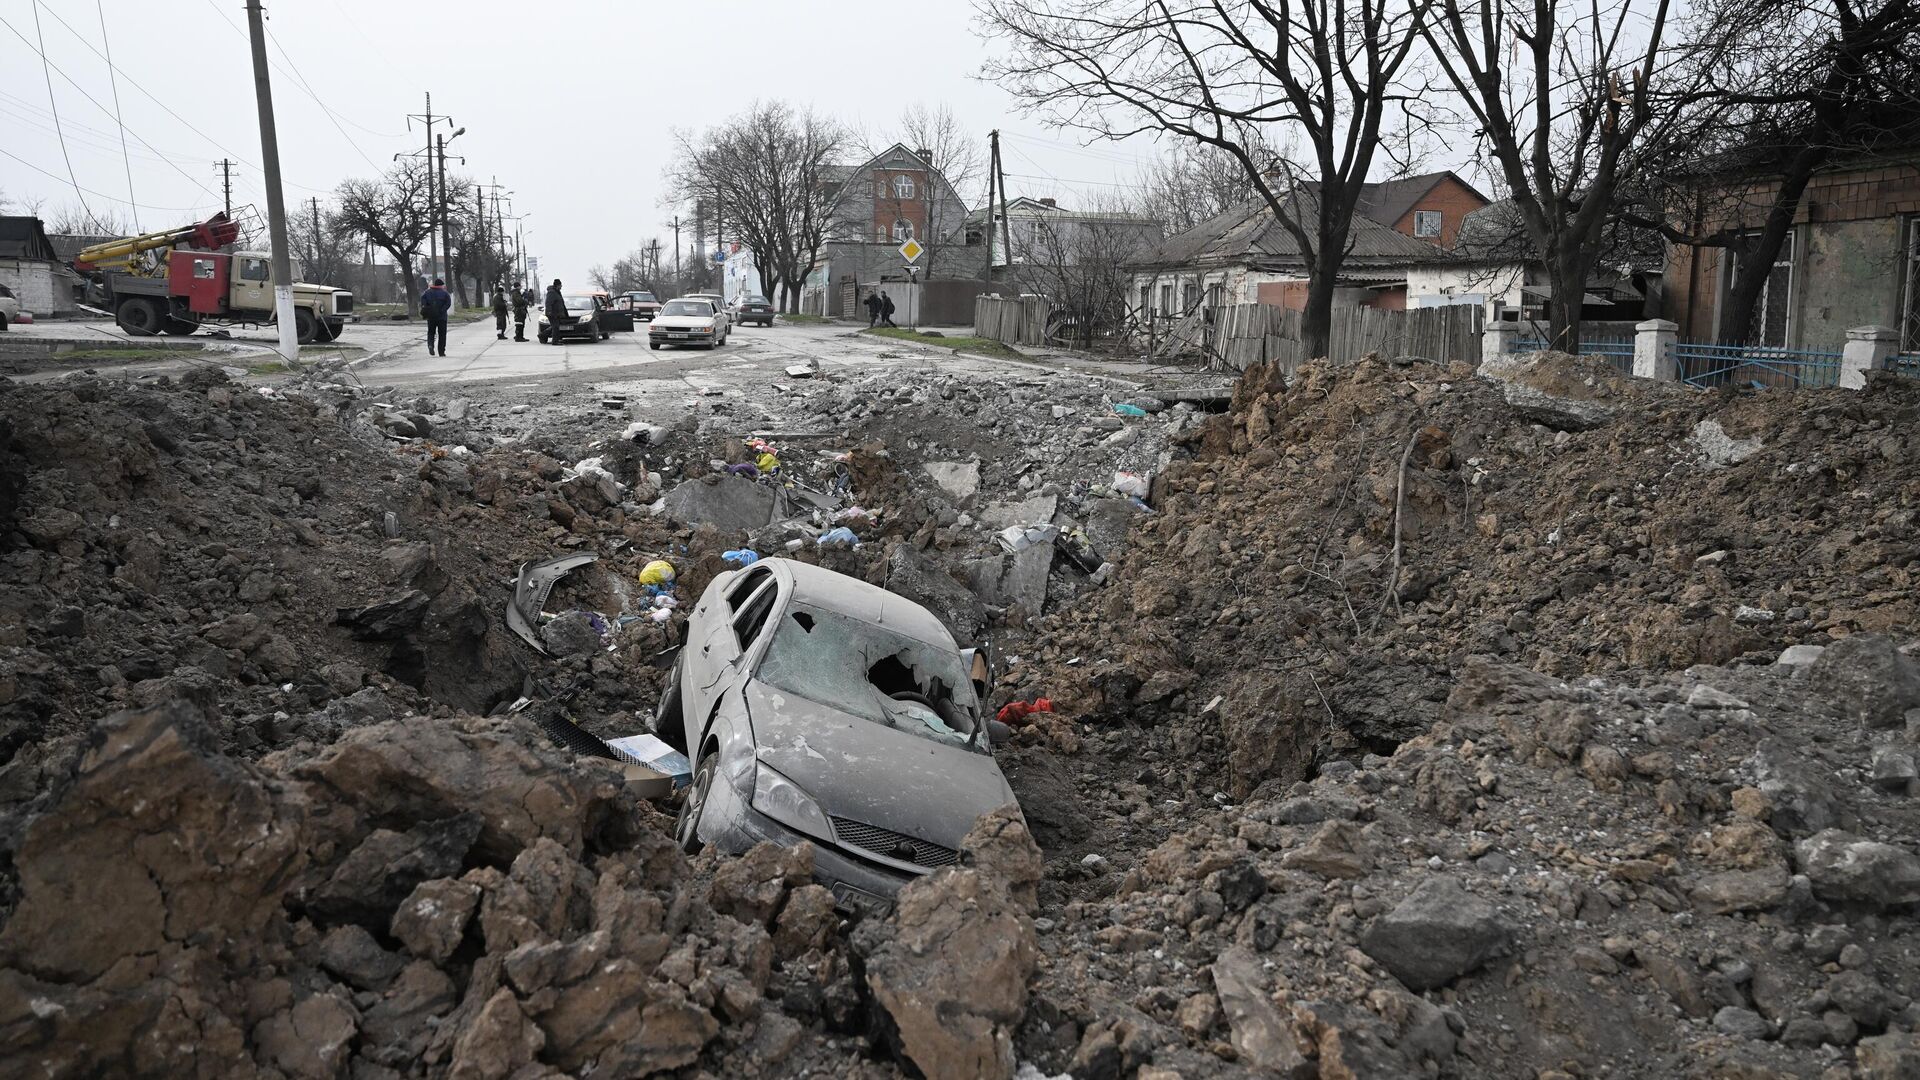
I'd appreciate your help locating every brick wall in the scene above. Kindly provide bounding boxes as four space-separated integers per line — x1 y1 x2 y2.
1391 175 1490 248
869 169 929 243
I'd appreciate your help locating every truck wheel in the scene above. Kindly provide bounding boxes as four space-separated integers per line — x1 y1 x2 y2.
294 309 317 344
162 317 200 336
117 299 163 336
314 319 340 342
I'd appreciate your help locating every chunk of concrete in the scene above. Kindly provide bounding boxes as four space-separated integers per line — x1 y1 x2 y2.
661 473 779 532
977 495 1057 530
964 544 1051 619
923 461 981 505
1360 878 1517 991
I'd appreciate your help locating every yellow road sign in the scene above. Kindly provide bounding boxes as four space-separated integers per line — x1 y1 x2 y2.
898 237 925 263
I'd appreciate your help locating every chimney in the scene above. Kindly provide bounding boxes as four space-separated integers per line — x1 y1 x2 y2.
1039 197 1057 208
916 147 931 161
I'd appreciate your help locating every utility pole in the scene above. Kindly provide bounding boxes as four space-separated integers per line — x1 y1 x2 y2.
475 185 487 293
403 94 456 282
994 134 1013 281
983 131 998 287
307 196 322 277
244 0 298 364
215 159 236 217
692 200 706 290
667 214 683 293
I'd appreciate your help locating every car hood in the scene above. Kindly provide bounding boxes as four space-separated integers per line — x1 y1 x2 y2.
745 681 1015 851
652 315 714 329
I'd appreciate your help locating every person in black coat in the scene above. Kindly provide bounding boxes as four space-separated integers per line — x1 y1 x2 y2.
491 286 509 340
543 280 567 345
880 290 897 327
419 278 452 356
863 290 882 327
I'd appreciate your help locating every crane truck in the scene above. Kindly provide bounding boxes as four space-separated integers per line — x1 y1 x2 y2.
72 212 353 343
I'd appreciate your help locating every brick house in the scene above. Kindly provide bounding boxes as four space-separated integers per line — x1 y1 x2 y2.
799 144 971 317
1345 170 1491 248
1664 152 1920 350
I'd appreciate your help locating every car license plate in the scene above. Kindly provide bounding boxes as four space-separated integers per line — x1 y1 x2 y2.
671 333 689 339
831 883 892 918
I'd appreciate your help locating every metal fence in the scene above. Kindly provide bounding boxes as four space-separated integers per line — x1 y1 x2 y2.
1674 342 1844 389
1515 336 1634 374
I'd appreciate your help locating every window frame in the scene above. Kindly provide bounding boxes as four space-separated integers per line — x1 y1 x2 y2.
731 583 780 651
892 219 915 243
725 566 772 612
1725 228 1797 347
1413 210 1443 238
1901 214 1920 353
891 173 916 200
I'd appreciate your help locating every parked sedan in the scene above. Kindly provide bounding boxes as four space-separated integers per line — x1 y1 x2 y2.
655 558 1018 914
734 295 776 327
538 294 608 343
685 293 732 335
0 284 18 330
648 297 730 350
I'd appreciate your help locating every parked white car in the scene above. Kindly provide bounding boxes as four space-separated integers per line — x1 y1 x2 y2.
648 297 730 351
654 558 1018 914
0 284 19 330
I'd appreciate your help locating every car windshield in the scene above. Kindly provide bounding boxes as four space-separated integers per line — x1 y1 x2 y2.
755 602 985 752
660 300 713 317
744 297 769 306
563 296 595 309
628 292 656 302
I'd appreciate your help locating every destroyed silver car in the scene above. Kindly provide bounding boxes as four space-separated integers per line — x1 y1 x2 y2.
654 558 1016 914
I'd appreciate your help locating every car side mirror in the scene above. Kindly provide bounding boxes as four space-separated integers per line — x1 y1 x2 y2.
987 719 1012 747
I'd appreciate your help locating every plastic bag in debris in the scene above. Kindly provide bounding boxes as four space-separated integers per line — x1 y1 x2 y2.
817 526 860 549
996 698 1054 724
621 420 669 445
651 594 678 609
726 463 758 479
569 456 621 486
1112 471 1150 498
649 608 674 623
755 451 782 474
996 524 1060 553
1113 403 1149 418
638 560 676 586
722 549 760 567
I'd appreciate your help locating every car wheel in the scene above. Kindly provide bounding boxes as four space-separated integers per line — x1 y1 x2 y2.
675 753 717 854
650 342 661 351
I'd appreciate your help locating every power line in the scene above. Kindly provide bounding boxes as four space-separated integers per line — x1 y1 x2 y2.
199 0 390 171
93 0 137 229
0 146 212 213
0 9 224 207
27 1 100 230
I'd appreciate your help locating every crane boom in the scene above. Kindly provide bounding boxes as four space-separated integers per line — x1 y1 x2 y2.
72 213 243 275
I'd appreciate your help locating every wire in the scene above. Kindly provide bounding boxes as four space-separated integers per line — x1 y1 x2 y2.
0 147 213 213
198 0 391 172
93 0 137 230
0 9 224 207
27 2 101 231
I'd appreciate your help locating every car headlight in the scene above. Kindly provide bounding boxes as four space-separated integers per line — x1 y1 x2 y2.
751 762 832 839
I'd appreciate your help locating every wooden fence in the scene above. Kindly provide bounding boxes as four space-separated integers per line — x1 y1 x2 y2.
973 295 1050 346
1206 303 1486 373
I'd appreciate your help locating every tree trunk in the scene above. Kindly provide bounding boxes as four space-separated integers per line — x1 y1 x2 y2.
451 261 470 309
1715 145 1821 345
1545 245 1588 353
757 264 777 303
390 251 420 317
1301 273 1336 359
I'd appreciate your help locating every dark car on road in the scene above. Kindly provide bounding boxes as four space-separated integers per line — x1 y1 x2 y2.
655 558 1019 914
734 295 776 327
538 294 608 343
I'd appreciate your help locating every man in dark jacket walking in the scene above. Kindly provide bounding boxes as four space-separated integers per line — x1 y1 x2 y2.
543 280 567 345
510 287 529 341
420 278 452 356
880 290 897 327
491 285 509 340
863 290 882 327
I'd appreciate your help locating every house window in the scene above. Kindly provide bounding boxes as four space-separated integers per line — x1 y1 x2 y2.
1413 210 1443 238
1206 282 1224 310
1182 281 1197 311
1728 230 1795 346
892 219 915 242
892 174 916 200
1140 284 1151 316
1902 215 1920 353
1159 283 1172 313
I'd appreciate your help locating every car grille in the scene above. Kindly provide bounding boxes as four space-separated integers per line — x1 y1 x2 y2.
333 294 354 314
830 816 959 869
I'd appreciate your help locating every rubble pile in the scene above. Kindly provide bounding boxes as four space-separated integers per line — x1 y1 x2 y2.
1014 648 1920 1078
1009 354 1919 794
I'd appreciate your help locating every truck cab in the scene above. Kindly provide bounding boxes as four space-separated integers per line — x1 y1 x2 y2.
117 249 353 342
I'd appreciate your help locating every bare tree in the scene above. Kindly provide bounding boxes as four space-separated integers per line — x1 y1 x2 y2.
984 0 1434 356
289 201 356 288
334 162 436 316
1423 0 1726 349
1008 198 1159 346
1133 141 1262 235
46 203 131 236
672 103 848 312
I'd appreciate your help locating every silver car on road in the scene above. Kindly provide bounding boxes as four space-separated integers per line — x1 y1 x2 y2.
655 558 1017 914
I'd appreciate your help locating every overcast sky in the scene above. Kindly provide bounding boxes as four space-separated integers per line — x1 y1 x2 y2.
1 1 1462 287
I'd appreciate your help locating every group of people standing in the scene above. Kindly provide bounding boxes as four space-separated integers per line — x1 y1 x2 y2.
418 278 540 355
863 289 897 327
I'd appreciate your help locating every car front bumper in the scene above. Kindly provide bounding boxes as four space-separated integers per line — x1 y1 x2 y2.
696 765 917 915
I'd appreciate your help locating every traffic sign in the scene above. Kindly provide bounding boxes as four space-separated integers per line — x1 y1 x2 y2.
898 237 924 263
710 250 726 264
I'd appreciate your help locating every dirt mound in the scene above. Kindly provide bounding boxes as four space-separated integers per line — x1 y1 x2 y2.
1008 353 1920 795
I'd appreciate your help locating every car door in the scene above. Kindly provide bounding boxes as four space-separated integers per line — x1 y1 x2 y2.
685 567 774 714
233 256 270 312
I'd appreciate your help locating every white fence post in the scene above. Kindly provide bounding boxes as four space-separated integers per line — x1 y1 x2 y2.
1633 319 1678 381
1840 325 1898 389
1482 321 1517 363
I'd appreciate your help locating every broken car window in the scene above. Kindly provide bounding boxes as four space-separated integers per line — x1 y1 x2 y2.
754 604 985 753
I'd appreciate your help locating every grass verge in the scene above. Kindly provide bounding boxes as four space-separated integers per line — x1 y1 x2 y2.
862 326 1024 361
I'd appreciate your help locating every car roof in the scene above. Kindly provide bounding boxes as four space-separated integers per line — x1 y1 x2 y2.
764 558 957 649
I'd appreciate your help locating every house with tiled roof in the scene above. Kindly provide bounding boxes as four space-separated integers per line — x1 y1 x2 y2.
1123 186 1447 316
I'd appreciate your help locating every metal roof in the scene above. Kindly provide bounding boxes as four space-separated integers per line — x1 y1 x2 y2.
1123 189 1444 273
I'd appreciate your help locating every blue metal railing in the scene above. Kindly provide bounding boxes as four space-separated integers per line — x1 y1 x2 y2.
1515 336 1634 374
1675 342 1843 389
1895 353 1919 377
